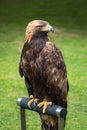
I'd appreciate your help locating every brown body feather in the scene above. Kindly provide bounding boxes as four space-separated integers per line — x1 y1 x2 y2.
19 20 69 130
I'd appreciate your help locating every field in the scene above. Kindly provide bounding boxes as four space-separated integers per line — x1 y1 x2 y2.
0 0 87 130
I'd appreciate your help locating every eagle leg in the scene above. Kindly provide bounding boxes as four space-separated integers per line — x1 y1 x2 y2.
28 95 39 106
38 100 52 113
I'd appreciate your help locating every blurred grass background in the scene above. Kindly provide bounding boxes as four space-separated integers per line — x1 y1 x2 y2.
0 0 87 130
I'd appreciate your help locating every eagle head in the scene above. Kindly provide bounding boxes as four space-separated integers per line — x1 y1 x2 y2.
25 20 54 42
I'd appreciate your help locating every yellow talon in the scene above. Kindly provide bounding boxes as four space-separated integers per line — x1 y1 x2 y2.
30 95 34 98
28 98 34 106
28 95 39 106
38 101 52 113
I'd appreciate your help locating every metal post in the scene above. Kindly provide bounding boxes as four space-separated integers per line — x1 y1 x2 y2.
58 117 64 130
20 107 26 130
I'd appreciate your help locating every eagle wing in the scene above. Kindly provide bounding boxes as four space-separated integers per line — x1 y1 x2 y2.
19 42 34 96
39 41 69 107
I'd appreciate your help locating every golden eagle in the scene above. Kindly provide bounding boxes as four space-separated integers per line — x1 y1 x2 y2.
19 20 69 130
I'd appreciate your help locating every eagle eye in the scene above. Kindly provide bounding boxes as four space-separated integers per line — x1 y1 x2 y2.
38 25 43 27
36 24 44 27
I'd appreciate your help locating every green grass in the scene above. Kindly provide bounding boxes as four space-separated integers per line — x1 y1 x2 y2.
0 0 87 130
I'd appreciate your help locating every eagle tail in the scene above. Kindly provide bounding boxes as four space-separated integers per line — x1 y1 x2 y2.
41 122 58 130
40 114 58 130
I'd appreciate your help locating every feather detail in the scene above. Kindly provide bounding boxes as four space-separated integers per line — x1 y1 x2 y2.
25 23 34 42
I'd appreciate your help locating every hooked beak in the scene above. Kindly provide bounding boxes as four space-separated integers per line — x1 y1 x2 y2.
41 24 54 32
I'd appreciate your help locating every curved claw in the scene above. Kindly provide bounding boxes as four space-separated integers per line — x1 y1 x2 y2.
28 95 39 106
38 101 52 113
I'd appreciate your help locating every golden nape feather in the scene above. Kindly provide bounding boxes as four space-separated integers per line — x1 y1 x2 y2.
19 20 69 130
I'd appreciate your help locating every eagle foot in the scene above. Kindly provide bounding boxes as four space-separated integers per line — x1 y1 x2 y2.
38 100 52 113
28 95 39 106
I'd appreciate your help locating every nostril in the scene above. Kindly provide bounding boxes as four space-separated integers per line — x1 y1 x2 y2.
50 27 54 32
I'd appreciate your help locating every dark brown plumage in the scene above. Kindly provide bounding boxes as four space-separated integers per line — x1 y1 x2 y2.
19 20 69 130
